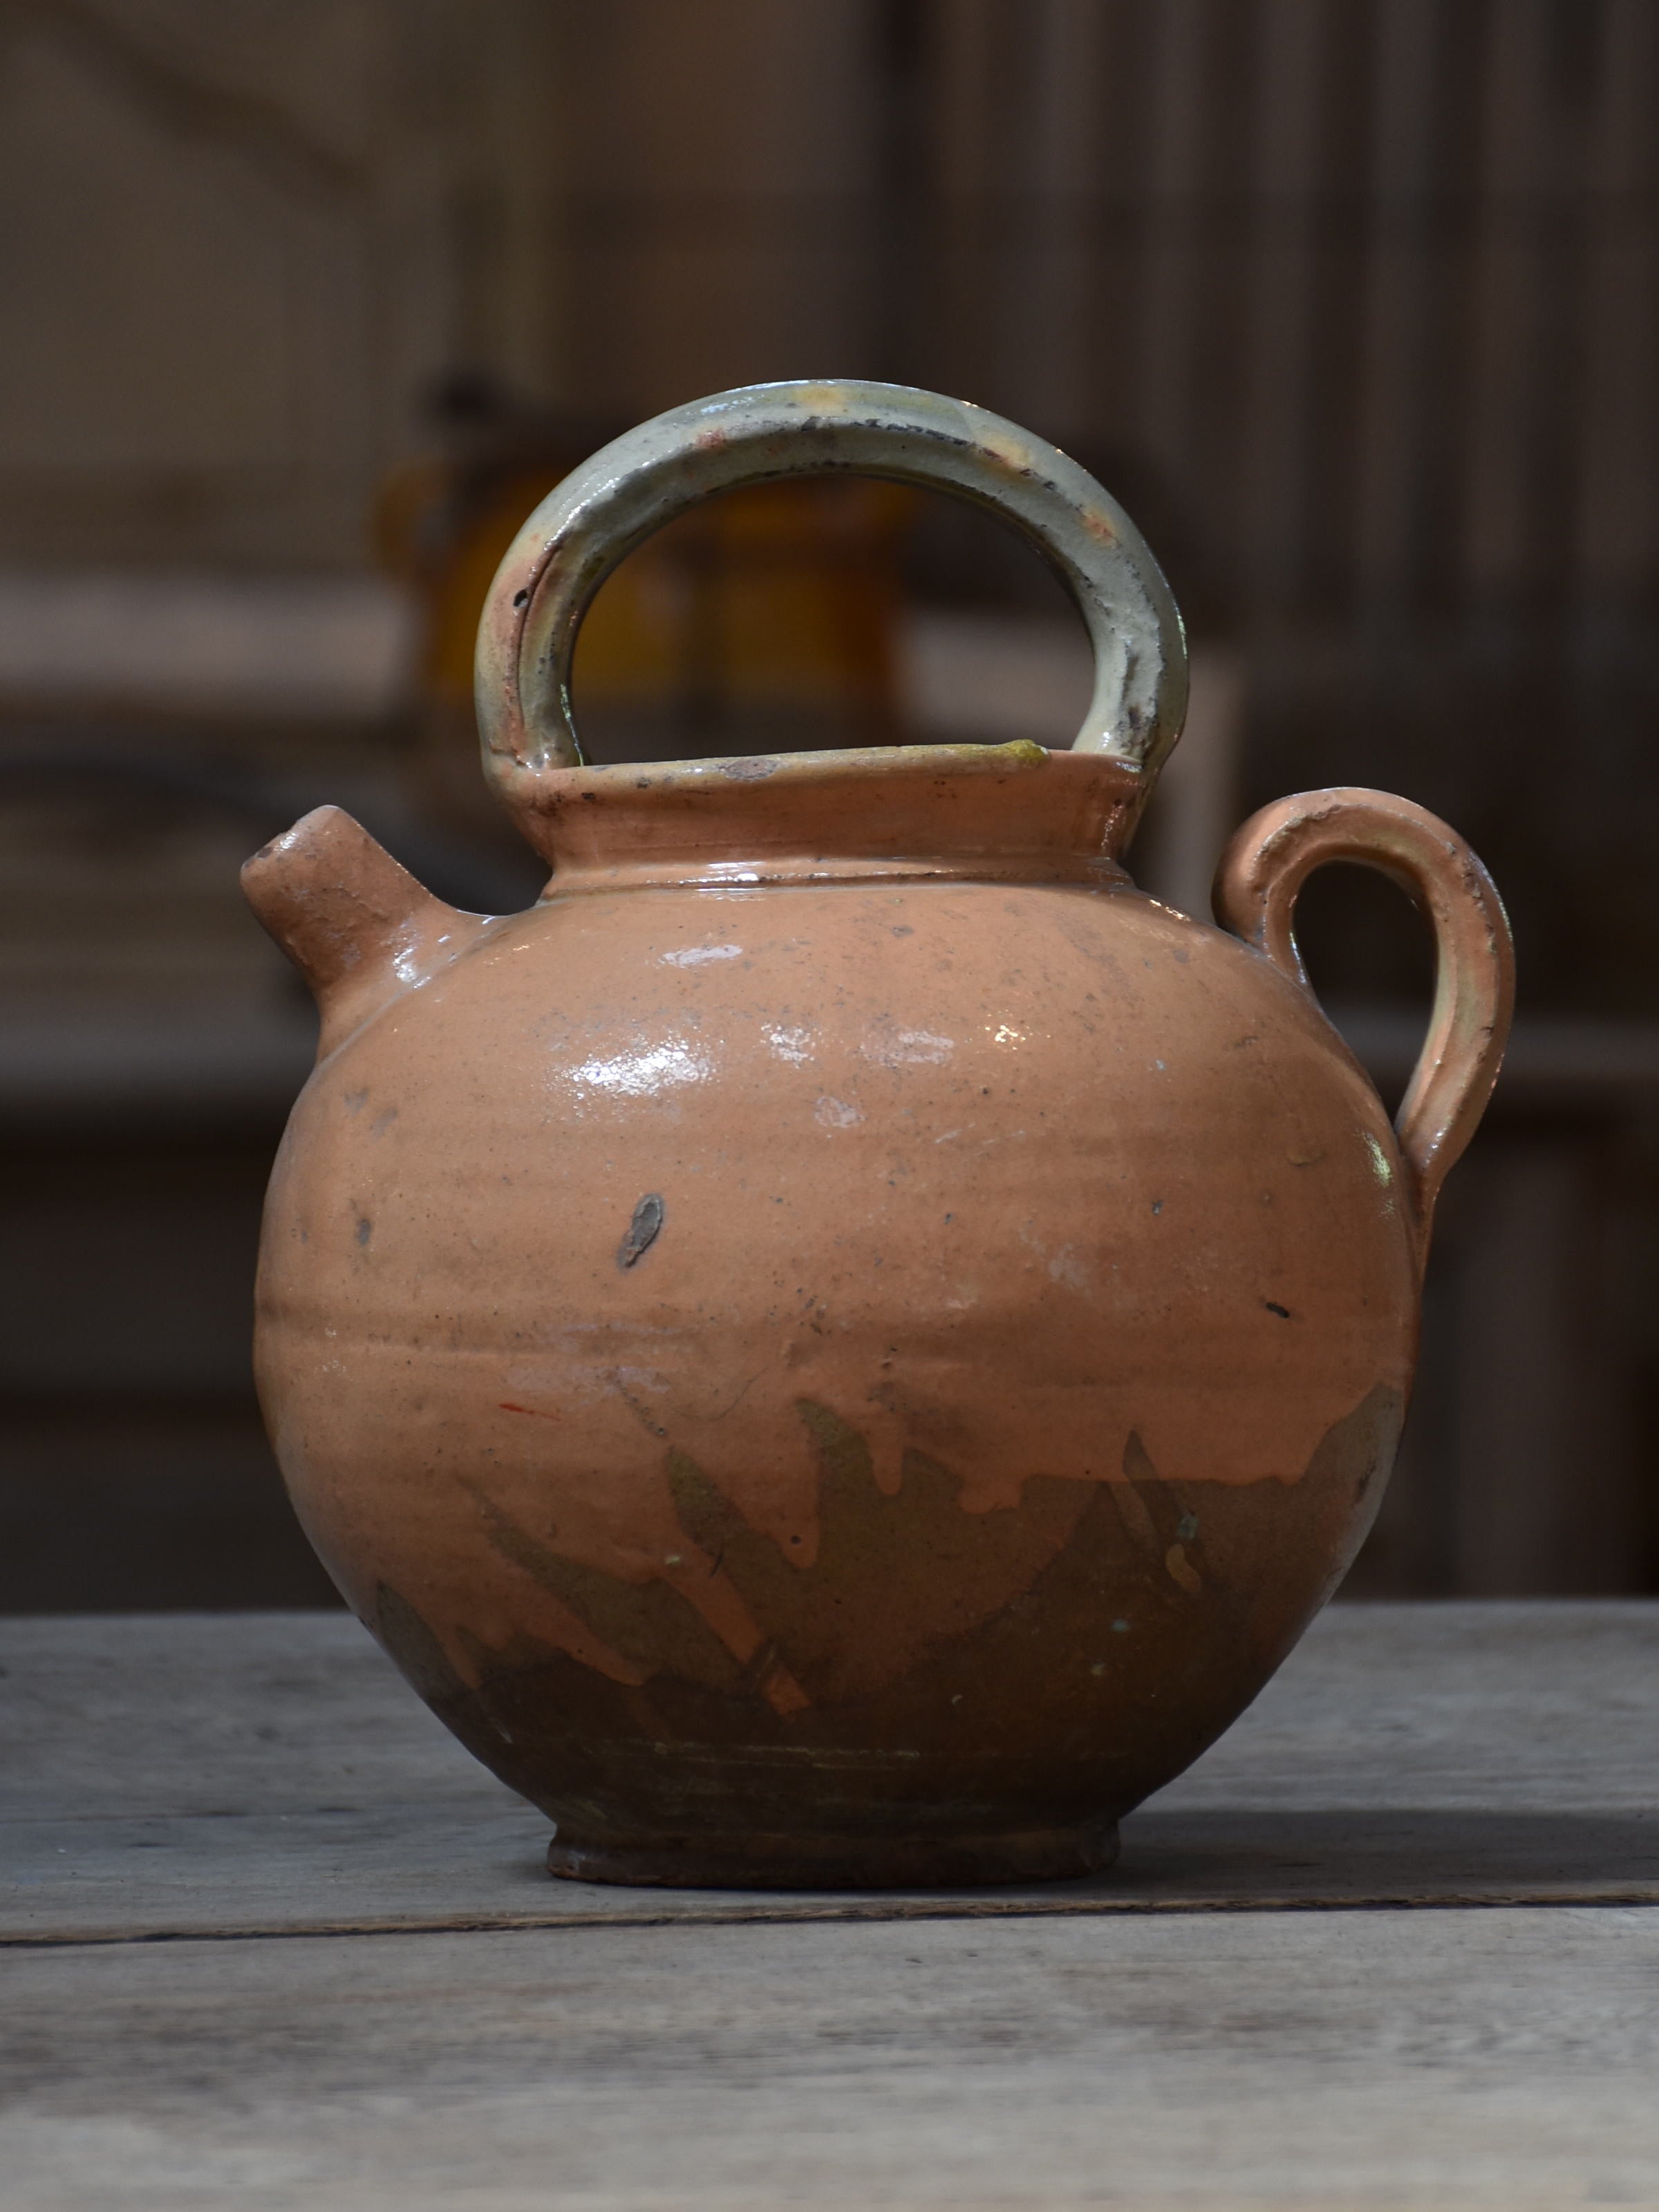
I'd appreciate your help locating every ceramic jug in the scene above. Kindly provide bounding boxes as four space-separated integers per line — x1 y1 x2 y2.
245 381 1513 1889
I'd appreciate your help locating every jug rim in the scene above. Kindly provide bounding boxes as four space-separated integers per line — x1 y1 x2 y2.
523 739 1142 897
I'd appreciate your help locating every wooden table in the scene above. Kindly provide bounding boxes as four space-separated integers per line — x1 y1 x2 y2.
5 1603 1658 2207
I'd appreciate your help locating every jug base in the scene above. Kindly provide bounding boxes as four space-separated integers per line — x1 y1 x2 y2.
545 1817 1120 1891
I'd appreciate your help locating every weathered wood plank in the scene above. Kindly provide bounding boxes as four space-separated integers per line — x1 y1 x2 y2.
5 1907 1659 2210
4 1604 1657 1941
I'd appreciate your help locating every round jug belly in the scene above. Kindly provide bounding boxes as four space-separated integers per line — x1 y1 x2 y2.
256 868 1416 1886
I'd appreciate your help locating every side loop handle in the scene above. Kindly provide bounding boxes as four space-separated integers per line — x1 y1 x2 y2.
1213 788 1515 1249
475 379 1188 815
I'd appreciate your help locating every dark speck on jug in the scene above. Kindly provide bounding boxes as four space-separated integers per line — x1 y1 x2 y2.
617 1194 666 1269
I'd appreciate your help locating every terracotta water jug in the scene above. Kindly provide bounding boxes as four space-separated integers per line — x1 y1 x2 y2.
245 382 1513 1888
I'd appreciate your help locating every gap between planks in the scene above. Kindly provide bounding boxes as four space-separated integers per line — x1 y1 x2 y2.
10 1882 1659 1951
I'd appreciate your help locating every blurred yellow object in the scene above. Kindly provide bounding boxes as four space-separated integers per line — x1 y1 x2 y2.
378 443 915 769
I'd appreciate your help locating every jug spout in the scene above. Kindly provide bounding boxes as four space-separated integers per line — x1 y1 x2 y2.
243 807 490 1058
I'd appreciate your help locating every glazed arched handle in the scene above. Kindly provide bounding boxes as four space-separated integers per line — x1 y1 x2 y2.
474 379 1188 813
1213 789 1515 1247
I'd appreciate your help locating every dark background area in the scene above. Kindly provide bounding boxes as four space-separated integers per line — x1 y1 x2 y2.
2 0 1658 1607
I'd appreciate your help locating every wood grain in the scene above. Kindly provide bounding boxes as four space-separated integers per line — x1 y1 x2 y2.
6 1909 1659 2209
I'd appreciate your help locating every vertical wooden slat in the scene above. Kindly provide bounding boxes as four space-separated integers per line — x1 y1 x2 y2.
1350 0 1442 614
1299 6 1377 617
868 0 931 383
1572 0 1659 608
464 0 565 405
1188 0 1273 617
924 0 1004 410
1412 0 1492 617
1136 0 1213 502
926 0 997 207
957 0 1044 418
1239 0 1329 606
988 0 1114 438
1450 1138 1642 1595
1083 0 1164 465
1460 0 1556 609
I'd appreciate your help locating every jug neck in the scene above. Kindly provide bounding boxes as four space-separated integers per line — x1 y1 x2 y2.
522 741 1142 897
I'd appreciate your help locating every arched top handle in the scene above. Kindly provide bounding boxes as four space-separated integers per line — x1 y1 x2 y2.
474 379 1188 817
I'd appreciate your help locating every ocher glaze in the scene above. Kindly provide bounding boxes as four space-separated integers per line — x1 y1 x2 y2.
245 383 1512 1887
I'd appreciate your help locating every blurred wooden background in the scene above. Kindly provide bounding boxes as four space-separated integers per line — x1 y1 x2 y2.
2 0 1657 1604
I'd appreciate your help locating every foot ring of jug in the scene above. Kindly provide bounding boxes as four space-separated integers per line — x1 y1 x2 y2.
545 1816 1121 1891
